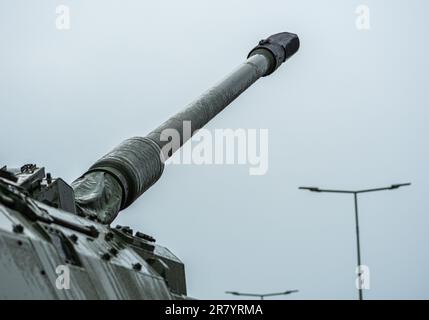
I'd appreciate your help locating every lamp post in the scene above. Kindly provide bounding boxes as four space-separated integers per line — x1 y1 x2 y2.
225 290 299 300
299 183 411 300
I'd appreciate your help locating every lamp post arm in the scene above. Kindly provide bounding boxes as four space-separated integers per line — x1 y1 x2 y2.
357 183 411 194
310 189 355 194
225 292 265 298
263 290 299 297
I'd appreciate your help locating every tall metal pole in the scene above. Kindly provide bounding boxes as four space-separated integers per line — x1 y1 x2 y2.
299 183 411 300
353 193 363 300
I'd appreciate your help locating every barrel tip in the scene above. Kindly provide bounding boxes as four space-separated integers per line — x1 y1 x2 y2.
273 32 300 60
248 32 300 76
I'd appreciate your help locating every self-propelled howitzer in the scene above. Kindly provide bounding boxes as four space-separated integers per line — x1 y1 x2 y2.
0 32 299 299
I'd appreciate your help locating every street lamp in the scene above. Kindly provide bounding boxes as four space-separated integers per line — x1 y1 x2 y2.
225 290 299 300
299 183 411 300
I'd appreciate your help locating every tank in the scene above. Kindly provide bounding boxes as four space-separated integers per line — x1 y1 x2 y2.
0 32 299 299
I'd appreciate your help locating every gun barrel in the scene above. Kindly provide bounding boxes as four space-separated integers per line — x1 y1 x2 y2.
71 32 299 224
148 53 270 158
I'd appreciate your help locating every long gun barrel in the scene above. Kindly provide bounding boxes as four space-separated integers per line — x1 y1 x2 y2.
71 32 300 224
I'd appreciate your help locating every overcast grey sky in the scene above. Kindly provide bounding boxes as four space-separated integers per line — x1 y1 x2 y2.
1 0 428 299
